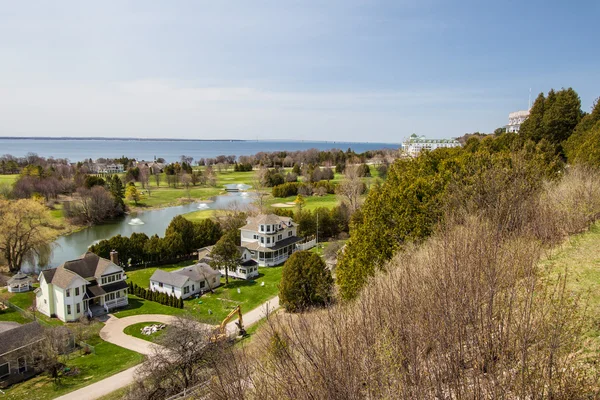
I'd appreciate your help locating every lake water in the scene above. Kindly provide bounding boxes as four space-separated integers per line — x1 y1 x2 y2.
23 191 256 272
0 139 400 163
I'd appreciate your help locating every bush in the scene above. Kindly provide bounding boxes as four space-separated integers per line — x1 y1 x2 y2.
279 251 333 312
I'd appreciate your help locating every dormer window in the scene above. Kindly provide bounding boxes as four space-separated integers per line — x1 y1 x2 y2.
266 225 271 232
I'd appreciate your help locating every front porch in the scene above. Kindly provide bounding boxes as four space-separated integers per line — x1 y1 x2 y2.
84 280 129 317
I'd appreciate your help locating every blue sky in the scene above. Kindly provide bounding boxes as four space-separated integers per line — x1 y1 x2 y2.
1 0 599 142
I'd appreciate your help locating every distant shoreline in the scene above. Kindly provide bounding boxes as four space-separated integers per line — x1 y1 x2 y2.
0 137 398 144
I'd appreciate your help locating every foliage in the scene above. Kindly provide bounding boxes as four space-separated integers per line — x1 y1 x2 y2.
209 236 240 285
336 136 562 299
520 88 583 155
128 282 184 308
0 198 56 272
125 183 143 205
279 251 333 312
564 98 600 166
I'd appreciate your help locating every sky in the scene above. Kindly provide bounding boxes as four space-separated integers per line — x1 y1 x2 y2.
1 0 599 142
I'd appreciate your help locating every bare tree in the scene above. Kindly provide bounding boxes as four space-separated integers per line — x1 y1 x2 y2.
32 327 72 385
181 173 192 199
335 165 365 214
130 317 217 399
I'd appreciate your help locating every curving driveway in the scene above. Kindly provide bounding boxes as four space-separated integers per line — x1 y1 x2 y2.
56 296 279 400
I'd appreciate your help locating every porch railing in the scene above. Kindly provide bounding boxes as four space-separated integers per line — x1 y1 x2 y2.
104 297 128 311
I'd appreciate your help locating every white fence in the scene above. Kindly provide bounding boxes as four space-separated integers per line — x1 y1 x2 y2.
296 238 316 251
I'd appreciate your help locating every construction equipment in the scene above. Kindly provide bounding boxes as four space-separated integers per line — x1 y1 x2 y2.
215 305 246 341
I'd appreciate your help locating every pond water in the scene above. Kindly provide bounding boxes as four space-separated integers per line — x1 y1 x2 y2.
23 190 256 272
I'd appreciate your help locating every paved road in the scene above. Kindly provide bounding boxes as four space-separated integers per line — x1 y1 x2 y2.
55 297 279 400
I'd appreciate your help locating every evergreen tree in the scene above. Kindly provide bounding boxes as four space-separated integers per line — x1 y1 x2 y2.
541 87 582 154
520 92 545 142
279 251 333 312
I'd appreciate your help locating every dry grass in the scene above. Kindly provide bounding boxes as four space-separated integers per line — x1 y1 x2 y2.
206 165 600 399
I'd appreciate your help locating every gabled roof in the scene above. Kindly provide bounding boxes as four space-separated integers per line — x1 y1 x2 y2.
150 269 189 288
150 263 220 288
41 253 121 289
174 263 220 282
0 322 44 358
63 252 117 280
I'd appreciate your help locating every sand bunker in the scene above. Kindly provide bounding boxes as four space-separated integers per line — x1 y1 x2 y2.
272 203 294 208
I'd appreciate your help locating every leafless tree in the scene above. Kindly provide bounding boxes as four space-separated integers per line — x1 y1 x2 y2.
138 166 150 190
181 173 192 199
31 327 72 385
335 165 365 214
64 186 120 225
128 317 218 399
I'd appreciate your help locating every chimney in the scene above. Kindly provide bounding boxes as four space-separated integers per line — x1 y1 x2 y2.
110 250 119 266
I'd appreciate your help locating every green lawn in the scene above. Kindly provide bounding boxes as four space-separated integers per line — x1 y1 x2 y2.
123 321 168 342
0 174 18 185
119 264 283 324
0 289 64 326
267 193 339 211
184 209 219 222
4 341 143 400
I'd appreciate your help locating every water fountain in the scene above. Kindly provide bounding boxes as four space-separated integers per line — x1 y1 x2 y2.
128 218 145 225
197 203 210 210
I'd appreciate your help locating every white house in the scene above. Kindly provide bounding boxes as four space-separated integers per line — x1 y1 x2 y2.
402 134 461 157
149 263 221 299
35 252 128 322
240 214 304 267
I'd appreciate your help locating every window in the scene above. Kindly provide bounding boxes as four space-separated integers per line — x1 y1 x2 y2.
240 269 246 274
66 289 71 297
76 303 80 314
278 234 282 240
260 225 264 232
0 363 9 378
159 282 163 287
288 231 292 237
44 299 47 304
17 357 26 373
266 225 271 232
75 287 80 296
101 273 122 285
200 281 206 288
171 287 174 293
67 305 71 315
192 284 195 291
267 237 270 244
260 237 264 244
253 234 258 240
183 286 190 294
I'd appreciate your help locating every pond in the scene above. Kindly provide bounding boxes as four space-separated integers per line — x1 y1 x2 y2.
23 190 256 272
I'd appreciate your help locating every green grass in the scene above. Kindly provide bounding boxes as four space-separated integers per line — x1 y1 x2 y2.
123 321 168 342
0 289 64 326
541 222 600 342
4 341 143 400
96 385 133 400
0 307 32 324
184 209 219 222
0 174 18 185
267 193 339 211
125 261 193 289
119 264 283 324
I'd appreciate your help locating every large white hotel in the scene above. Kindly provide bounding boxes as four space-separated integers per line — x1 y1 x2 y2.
506 109 530 133
402 134 461 157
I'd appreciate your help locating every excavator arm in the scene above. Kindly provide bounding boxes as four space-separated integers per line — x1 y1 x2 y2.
217 305 246 338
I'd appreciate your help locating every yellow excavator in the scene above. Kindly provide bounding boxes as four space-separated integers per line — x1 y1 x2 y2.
214 305 246 341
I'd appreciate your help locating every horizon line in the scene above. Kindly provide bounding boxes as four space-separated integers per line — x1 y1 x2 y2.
0 136 402 145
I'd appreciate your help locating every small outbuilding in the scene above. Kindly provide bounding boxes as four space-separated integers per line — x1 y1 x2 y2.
7 273 34 293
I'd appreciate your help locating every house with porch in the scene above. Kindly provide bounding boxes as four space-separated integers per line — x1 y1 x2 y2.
149 262 221 299
240 214 305 267
35 252 128 322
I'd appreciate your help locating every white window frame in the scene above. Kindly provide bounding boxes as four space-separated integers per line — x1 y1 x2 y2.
67 305 71 315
